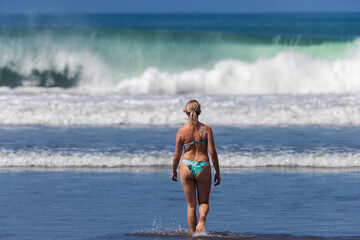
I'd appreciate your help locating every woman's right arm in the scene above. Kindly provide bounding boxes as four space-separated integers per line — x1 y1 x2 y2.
208 126 221 186
172 129 183 181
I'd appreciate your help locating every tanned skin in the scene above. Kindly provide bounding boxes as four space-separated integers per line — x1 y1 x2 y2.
172 117 220 233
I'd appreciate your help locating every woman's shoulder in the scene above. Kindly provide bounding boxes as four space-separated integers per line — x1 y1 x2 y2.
177 123 212 133
200 123 214 138
200 122 212 131
177 124 189 133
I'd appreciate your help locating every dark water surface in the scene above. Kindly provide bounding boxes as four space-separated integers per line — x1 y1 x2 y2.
0 169 359 239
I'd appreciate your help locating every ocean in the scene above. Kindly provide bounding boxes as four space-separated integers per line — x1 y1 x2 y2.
0 13 360 239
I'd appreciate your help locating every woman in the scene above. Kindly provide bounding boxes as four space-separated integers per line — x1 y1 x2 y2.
172 100 221 233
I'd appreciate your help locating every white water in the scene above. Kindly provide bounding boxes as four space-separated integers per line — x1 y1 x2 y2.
1 150 360 168
1 35 360 94
116 42 360 95
1 93 360 126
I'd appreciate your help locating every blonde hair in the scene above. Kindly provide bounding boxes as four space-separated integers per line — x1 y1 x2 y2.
184 100 201 128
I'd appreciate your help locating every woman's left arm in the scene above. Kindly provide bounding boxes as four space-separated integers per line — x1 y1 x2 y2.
172 129 183 181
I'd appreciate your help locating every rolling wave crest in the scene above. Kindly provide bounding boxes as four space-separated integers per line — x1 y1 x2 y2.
1 29 359 94
1 150 360 168
117 42 360 95
1 94 360 126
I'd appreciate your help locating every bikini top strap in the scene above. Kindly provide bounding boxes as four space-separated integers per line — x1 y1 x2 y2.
200 124 204 140
184 124 205 146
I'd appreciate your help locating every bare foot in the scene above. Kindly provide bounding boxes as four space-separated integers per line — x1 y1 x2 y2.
195 214 206 232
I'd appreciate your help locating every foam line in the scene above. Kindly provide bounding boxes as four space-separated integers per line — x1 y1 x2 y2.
1 94 360 126
1 151 360 168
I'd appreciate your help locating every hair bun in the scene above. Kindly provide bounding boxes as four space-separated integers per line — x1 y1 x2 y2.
185 100 201 129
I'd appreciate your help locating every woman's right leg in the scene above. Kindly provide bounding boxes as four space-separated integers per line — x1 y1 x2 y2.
195 164 211 232
180 162 197 232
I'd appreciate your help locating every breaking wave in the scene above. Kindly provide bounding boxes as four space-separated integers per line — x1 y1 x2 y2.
116 41 360 95
1 94 360 126
0 26 359 94
1 150 360 168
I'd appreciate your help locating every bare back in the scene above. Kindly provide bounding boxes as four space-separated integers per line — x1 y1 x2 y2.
173 120 219 177
177 122 210 162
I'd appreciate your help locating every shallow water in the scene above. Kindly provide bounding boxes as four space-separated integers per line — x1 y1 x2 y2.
0 169 359 239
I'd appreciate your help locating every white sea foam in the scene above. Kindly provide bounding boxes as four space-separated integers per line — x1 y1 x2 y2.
1 38 360 126
1 150 360 168
116 41 360 95
1 93 360 126
1 35 360 94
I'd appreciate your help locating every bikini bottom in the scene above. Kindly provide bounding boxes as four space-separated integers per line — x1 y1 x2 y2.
181 159 209 179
